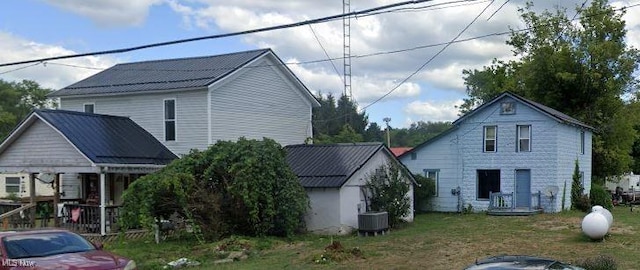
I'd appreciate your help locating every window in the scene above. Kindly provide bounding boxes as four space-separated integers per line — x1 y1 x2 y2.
477 170 500 200
424 169 439 196
580 171 585 189
580 131 585 155
83 103 94 113
5 177 20 194
517 125 531 152
500 102 515 114
164 99 176 141
411 153 417 160
484 126 497 152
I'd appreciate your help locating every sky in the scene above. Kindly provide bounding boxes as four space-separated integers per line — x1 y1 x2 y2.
1 0 639 128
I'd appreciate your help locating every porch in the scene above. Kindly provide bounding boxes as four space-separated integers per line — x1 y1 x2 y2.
487 191 543 216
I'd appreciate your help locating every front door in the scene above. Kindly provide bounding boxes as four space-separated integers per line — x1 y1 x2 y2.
515 170 531 208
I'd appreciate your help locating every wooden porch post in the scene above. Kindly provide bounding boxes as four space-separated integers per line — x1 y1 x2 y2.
100 173 106 236
53 174 60 227
29 173 36 227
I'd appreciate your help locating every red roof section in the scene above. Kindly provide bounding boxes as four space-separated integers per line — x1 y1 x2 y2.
390 147 412 157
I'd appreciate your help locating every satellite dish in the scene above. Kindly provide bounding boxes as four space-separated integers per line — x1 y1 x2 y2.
544 186 560 199
36 173 55 184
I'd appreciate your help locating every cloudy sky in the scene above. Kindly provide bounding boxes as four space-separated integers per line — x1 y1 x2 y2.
1 0 639 128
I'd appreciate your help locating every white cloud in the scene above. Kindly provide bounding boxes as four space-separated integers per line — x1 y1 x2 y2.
43 0 163 27
0 32 117 89
404 99 464 122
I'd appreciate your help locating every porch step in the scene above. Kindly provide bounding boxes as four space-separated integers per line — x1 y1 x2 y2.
487 208 543 216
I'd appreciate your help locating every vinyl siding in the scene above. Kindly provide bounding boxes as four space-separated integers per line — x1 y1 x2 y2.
0 120 91 169
305 189 341 234
209 57 312 146
60 89 209 156
0 173 53 198
555 124 592 211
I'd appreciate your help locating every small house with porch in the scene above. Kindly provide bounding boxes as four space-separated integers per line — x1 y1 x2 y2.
399 92 593 214
0 109 177 236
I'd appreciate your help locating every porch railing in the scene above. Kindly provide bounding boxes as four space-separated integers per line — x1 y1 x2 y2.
0 203 36 229
489 191 542 211
60 204 122 234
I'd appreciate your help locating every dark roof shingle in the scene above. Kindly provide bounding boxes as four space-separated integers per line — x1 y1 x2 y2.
36 109 177 165
49 49 269 97
285 143 384 188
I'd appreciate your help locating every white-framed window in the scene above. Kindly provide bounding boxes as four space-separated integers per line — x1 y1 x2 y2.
484 126 497 152
580 131 585 155
83 103 95 113
424 169 439 197
517 125 531 152
5 177 20 194
164 99 176 141
500 102 515 115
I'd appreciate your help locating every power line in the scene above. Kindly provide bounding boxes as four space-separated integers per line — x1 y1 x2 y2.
0 62 41 75
307 25 344 86
361 0 496 112
0 0 438 68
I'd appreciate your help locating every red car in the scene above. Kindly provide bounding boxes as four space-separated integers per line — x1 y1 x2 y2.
0 229 136 270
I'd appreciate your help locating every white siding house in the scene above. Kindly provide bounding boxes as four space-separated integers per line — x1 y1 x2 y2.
286 143 415 235
50 49 320 156
400 92 593 213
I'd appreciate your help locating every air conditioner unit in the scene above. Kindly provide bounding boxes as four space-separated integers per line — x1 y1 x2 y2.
358 211 389 232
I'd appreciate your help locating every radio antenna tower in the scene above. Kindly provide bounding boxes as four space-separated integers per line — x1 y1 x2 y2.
343 0 352 100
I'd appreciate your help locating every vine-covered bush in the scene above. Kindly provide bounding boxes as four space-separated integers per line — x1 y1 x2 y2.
590 184 613 210
364 163 411 228
120 137 309 239
413 174 436 213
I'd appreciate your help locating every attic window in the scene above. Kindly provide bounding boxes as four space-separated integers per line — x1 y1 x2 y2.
500 102 515 115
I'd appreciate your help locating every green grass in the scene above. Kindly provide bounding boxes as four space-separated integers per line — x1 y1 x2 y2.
107 207 640 269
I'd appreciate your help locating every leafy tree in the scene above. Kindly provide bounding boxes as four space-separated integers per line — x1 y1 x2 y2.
0 79 55 140
120 138 309 239
312 93 368 143
462 0 639 178
364 162 412 228
363 122 385 142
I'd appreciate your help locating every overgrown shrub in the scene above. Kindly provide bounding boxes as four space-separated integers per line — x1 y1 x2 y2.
574 194 592 212
120 138 309 239
577 254 617 270
413 174 436 213
365 163 411 228
590 184 613 210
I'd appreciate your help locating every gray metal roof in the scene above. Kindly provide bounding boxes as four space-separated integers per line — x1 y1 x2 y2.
49 49 270 97
35 109 177 165
285 143 385 188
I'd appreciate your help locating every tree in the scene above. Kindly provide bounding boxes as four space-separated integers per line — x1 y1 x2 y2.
364 162 412 228
363 122 385 142
120 138 309 239
462 0 639 178
312 92 368 143
571 160 590 211
0 79 55 140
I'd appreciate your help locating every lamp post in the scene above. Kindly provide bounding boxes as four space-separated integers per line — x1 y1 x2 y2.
383 117 391 147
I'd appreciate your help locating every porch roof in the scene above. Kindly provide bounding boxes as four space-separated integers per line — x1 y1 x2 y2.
0 109 177 174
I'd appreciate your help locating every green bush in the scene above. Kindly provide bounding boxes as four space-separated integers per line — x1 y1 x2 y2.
574 194 592 212
413 174 435 213
577 254 617 270
590 184 613 210
365 163 411 228
120 138 309 239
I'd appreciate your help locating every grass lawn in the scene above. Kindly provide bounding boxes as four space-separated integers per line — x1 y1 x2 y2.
107 207 640 269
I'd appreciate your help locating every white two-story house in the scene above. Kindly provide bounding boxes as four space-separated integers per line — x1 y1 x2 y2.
400 92 593 214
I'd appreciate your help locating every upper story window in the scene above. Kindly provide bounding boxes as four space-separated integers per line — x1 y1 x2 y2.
411 152 417 160
164 99 176 141
484 126 497 152
500 102 515 115
580 131 585 155
424 169 439 197
517 125 531 152
83 103 95 113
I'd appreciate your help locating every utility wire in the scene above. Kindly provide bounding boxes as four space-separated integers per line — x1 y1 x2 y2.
308 25 344 85
486 0 510 21
0 62 41 75
361 0 496 112
0 0 437 68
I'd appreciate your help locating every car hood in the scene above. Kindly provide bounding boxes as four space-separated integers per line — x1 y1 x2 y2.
18 250 129 270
